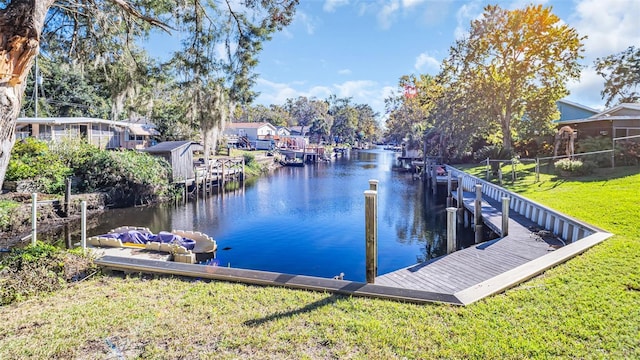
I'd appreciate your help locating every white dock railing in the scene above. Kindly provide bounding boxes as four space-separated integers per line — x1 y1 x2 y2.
445 165 606 243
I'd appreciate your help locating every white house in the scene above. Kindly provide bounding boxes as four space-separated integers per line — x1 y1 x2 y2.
224 122 277 140
15 117 160 149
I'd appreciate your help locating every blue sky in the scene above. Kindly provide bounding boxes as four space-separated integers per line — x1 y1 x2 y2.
146 0 639 118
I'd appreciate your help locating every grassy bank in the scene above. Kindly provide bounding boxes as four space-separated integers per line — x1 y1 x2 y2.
0 166 638 359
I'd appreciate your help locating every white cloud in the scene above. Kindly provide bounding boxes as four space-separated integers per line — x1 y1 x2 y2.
338 69 352 75
414 52 440 73
377 0 400 29
334 80 378 98
402 0 426 8
454 1 482 40
254 78 300 105
324 0 349 13
571 0 640 59
254 78 392 118
565 0 640 108
296 11 316 35
566 68 607 111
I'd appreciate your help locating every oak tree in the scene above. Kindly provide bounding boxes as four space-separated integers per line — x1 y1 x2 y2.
595 46 640 107
441 4 584 152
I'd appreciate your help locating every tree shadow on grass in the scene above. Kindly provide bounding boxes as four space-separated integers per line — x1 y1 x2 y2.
243 294 344 327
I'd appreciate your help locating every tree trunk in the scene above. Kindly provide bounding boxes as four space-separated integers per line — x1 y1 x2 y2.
500 114 513 153
0 0 53 189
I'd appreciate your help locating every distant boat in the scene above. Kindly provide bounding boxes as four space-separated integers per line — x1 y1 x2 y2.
281 158 304 167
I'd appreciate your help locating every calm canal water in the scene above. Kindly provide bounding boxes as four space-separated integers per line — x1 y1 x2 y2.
84 148 473 282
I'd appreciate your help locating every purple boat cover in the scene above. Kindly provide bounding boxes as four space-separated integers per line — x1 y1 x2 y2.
98 230 196 251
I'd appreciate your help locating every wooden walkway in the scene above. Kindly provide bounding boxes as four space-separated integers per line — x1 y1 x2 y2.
375 190 610 303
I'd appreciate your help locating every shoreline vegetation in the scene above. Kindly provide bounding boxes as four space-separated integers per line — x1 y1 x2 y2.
0 163 638 358
0 147 280 249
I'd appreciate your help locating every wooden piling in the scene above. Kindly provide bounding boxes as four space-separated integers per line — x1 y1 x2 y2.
446 207 457 254
474 184 482 226
364 189 378 284
535 158 540 183
474 184 483 244
369 179 379 191
64 177 71 217
502 197 510 237
475 225 483 244
431 162 437 195
446 172 453 207
221 161 226 190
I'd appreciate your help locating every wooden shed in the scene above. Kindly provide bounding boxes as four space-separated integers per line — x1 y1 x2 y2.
143 141 202 183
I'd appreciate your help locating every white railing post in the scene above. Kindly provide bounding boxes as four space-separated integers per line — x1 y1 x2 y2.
457 176 463 208
31 193 37 246
81 201 87 253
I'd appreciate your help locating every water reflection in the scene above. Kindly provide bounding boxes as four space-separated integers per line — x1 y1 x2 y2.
53 148 473 281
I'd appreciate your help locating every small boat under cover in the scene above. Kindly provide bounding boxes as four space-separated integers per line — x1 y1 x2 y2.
88 226 216 264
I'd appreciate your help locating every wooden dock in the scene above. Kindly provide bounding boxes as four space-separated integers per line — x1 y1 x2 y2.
375 174 612 304
376 190 560 293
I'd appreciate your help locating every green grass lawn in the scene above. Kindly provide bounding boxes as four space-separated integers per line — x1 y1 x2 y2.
1 165 639 359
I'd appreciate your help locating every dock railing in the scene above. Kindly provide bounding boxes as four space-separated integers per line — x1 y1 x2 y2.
445 165 607 243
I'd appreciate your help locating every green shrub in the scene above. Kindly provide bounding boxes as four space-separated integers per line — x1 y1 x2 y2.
576 136 613 167
48 136 98 171
243 153 255 166
554 158 595 176
0 200 19 231
77 150 172 206
6 138 72 193
0 243 97 305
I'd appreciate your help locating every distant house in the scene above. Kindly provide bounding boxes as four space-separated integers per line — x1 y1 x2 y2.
15 117 159 149
555 103 640 140
224 122 277 141
142 141 203 183
556 99 599 122
275 126 291 137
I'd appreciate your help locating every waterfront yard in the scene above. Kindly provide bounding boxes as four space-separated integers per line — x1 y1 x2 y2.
0 165 638 359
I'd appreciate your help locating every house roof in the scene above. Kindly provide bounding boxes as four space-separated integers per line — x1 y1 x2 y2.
17 116 160 136
128 123 160 136
227 122 275 129
142 140 198 153
17 117 123 126
557 99 600 114
555 103 640 124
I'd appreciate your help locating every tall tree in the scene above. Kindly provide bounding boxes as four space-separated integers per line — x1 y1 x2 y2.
0 0 297 188
171 0 296 161
285 96 326 135
595 46 640 107
442 4 584 152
